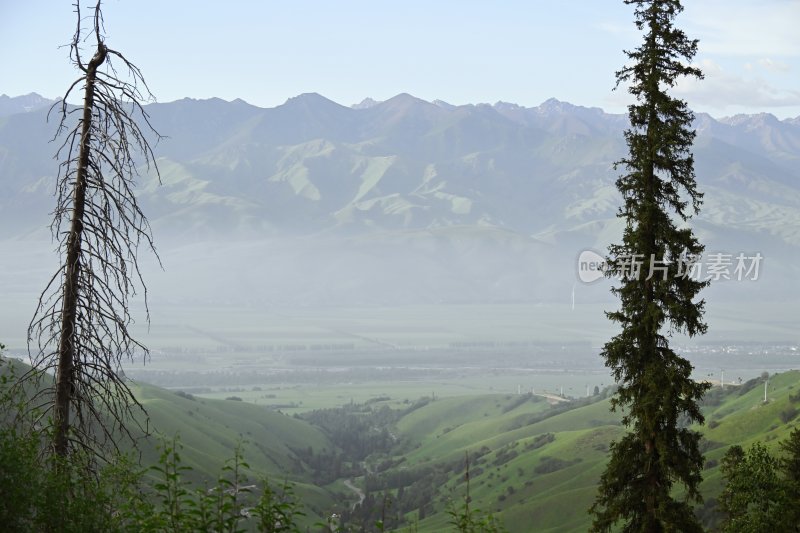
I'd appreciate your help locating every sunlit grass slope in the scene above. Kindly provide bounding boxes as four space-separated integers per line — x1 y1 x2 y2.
390 371 800 532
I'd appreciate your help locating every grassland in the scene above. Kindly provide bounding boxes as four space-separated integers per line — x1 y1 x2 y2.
135 366 795 532
386 370 800 532
3 350 799 531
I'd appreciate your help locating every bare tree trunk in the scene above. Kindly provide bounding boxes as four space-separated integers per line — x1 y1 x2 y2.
53 44 107 457
23 0 161 461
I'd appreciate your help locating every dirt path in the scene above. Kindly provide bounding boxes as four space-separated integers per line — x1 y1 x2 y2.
536 392 571 403
343 479 365 510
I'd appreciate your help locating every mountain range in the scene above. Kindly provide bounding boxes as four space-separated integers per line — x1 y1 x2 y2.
1 92 798 311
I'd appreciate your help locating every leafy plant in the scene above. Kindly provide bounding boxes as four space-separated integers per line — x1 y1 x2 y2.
446 453 507 533
720 443 791 531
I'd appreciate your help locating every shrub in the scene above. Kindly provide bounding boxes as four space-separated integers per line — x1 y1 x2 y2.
780 406 798 424
534 456 582 475
174 390 196 401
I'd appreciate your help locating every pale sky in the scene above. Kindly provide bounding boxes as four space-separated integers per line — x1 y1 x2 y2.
1 0 799 118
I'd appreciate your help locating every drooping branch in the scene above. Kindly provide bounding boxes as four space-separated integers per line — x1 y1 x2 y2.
24 0 161 460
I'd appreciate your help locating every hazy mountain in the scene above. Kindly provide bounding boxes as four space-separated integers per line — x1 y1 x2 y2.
351 97 381 109
1 93 798 309
0 93 55 118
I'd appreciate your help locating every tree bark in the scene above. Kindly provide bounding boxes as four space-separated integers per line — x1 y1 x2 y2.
53 43 107 457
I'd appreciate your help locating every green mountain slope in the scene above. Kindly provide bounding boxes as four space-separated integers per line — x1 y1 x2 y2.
133 382 339 520
347 371 800 532
2 94 798 310
4 355 800 531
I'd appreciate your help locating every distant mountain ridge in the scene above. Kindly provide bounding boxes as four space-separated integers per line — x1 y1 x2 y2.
1 92 798 307
0 93 56 117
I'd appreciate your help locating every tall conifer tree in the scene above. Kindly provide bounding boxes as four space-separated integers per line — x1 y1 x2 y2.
590 1 710 531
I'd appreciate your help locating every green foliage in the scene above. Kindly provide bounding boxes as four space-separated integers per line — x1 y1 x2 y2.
0 366 307 533
719 442 792 531
210 445 250 533
779 428 800 527
302 402 401 462
144 436 306 532
0 357 148 532
446 500 507 533
780 406 798 424
149 437 195 531
591 1 710 531
251 477 305 532
532 455 581 475
11 341 800 532
446 455 508 533
446 494 507 533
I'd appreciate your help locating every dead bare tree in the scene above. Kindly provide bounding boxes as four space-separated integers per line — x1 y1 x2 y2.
25 0 161 458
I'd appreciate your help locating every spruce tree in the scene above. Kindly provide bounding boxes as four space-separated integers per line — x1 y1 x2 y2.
590 1 710 531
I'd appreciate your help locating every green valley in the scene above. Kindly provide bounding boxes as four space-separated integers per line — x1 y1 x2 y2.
7 357 794 531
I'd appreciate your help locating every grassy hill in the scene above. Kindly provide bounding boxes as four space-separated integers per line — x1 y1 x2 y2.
0 358 339 525
132 383 339 519
326 371 800 533
4 354 800 531
136 383 331 476
345 371 800 532
383 393 624 531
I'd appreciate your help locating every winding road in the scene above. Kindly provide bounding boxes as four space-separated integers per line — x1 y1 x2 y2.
343 479 365 510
